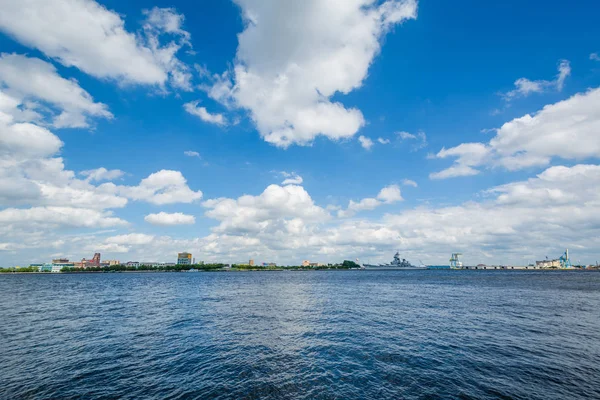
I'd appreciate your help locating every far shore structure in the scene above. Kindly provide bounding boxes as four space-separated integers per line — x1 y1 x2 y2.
2 248 598 273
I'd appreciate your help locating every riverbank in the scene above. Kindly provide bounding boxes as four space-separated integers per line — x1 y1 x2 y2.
0 267 355 274
1 267 598 274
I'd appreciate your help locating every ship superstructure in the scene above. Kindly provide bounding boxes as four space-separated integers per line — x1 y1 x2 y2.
363 252 426 270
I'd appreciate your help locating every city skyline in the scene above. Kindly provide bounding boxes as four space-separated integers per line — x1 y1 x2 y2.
1 0 600 266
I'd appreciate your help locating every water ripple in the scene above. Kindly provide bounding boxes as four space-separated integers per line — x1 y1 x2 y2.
1 271 599 399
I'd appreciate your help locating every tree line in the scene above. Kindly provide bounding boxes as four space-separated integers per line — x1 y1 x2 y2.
1 260 362 273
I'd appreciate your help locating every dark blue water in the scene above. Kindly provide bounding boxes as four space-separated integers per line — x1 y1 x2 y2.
1 271 599 399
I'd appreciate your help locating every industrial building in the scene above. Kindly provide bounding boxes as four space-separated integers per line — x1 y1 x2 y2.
450 253 463 269
73 253 102 268
83 253 101 268
536 249 572 269
302 260 324 267
536 259 561 268
450 249 576 270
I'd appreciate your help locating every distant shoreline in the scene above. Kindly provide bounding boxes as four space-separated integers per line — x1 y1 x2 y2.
1 268 598 275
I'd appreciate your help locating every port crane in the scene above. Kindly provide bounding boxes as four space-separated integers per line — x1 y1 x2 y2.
559 249 572 269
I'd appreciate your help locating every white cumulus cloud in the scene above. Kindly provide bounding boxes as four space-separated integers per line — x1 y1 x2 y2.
281 172 303 185
203 0 418 147
114 170 203 205
0 1 192 89
184 101 227 126
7 164 600 266
184 150 201 158
377 185 403 203
396 130 427 151
0 206 127 229
80 168 124 182
106 233 155 245
359 135 374 150
203 184 329 234
338 184 403 217
503 60 571 101
145 212 196 226
431 88 600 178
0 53 112 128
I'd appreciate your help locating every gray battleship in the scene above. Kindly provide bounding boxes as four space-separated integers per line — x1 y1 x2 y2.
363 252 427 270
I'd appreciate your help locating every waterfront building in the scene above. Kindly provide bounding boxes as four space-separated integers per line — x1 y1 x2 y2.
51 261 75 272
177 252 192 265
139 262 156 267
301 260 323 267
126 261 140 268
81 253 101 268
249 259 255 266
536 249 572 269
51 265 64 273
39 263 53 272
141 262 177 268
536 259 561 268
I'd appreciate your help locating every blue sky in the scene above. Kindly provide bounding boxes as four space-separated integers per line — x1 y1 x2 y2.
0 0 599 266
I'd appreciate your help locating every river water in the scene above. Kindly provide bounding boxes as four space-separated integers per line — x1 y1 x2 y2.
1 270 599 399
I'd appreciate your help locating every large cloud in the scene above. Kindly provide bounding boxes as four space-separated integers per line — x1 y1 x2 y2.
0 1 191 88
204 0 418 147
0 103 128 209
0 88 202 258
0 114 202 210
0 107 62 159
203 184 330 234
432 88 600 178
0 206 127 229
0 54 112 128
5 164 600 266
118 165 600 265
114 170 202 205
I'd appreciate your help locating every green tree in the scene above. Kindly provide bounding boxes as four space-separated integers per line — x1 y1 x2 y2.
342 260 361 269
